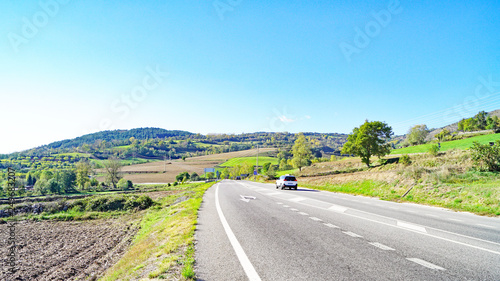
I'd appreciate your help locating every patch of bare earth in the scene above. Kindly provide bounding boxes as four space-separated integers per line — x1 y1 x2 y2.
0 216 139 281
111 148 277 184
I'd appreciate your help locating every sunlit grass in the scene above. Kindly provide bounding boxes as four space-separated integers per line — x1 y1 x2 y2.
100 182 216 280
391 133 500 154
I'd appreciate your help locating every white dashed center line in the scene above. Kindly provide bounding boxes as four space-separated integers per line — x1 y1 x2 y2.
309 217 322 222
369 242 395 251
323 223 339 228
298 212 309 216
343 231 363 238
407 258 446 270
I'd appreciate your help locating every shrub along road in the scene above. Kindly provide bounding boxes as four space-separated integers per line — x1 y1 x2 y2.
196 180 500 280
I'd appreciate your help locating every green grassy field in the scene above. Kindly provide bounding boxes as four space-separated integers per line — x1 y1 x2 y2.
220 156 279 167
276 169 299 177
54 152 91 157
391 133 500 154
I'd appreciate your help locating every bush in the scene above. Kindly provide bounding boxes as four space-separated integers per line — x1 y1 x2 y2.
428 144 440 156
173 182 178 186
72 194 155 212
190 172 199 181
399 154 411 165
470 141 500 171
117 178 133 190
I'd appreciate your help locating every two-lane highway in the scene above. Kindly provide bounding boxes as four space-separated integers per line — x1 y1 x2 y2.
195 180 500 280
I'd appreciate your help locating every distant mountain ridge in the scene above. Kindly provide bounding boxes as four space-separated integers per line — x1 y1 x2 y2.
39 128 194 150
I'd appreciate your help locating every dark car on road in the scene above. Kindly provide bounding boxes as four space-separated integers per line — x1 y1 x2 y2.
276 175 298 190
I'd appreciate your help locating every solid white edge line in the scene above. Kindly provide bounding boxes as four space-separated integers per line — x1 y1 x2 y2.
407 258 446 270
215 184 262 281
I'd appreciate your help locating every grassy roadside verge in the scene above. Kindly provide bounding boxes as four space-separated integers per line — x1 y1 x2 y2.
391 133 500 154
100 181 216 280
300 178 500 216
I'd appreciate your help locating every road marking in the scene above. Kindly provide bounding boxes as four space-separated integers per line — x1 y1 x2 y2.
407 258 445 271
397 221 427 233
389 207 399 210
477 224 496 229
215 185 262 281
266 192 281 196
240 195 256 203
289 197 306 202
282 205 290 208
309 217 322 222
343 231 363 238
276 202 283 205
327 205 347 213
298 212 309 216
448 218 462 222
369 242 395 251
425 213 439 218
290 208 299 211
258 182 500 255
323 223 339 228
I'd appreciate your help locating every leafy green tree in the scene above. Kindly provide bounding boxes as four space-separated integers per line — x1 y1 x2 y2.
220 168 230 179
291 133 312 171
265 164 277 180
279 158 292 171
47 178 62 194
474 111 488 129
176 171 190 182
406 124 429 145
40 170 54 181
190 172 200 181
435 129 450 142
486 115 500 131
76 160 92 189
34 179 48 196
61 170 76 192
104 158 122 189
230 165 241 178
241 162 254 175
262 162 272 173
341 120 393 167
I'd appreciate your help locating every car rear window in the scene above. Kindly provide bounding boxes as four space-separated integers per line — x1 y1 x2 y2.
285 176 296 181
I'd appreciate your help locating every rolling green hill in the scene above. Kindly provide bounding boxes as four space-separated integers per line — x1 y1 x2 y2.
391 133 500 154
220 157 279 167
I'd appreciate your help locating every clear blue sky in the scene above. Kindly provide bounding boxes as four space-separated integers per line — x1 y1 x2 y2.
1 0 499 153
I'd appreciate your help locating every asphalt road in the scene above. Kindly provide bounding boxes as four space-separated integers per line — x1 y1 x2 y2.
195 180 500 280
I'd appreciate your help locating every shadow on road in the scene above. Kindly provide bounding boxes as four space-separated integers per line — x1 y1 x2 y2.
280 188 319 192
